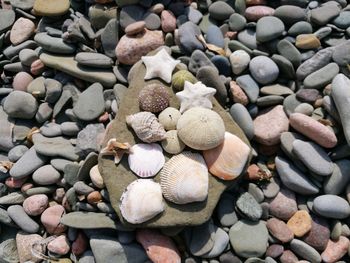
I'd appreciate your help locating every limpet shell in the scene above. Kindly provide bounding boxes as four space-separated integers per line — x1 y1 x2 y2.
160 152 209 204
120 179 164 224
128 143 165 178
138 83 170 113
177 107 225 150
126 112 167 143
171 70 197 91
161 130 186 155
158 107 181 131
203 132 251 180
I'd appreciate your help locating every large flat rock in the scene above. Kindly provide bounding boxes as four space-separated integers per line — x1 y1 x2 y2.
98 61 251 228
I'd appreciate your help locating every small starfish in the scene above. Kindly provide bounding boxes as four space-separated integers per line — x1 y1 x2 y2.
100 138 132 164
141 48 180 83
176 81 216 113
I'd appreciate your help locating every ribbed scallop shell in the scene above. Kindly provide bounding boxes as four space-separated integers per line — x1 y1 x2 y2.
203 132 250 181
160 152 209 204
138 83 170 113
158 107 181 131
161 130 185 155
128 143 165 178
176 107 225 150
126 112 167 143
120 179 164 224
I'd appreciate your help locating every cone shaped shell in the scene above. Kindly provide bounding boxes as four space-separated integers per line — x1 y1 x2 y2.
177 107 225 150
128 143 165 178
126 112 166 143
120 179 164 224
203 132 250 180
160 151 209 204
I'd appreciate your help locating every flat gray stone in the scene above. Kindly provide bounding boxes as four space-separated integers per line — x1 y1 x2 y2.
236 192 262 221
310 3 341 26
3 91 38 119
0 107 15 152
236 74 259 103
256 16 285 42
249 56 279 85
76 124 105 157
75 52 113 68
313 194 350 219
101 19 118 58
7 205 39 233
32 165 61 185
0 192 25 205
290 239 321 263
0 238 19 263
0 10 15 34
324 159 350 195
229 103 254 140
34 33 75 54
303 62 339 89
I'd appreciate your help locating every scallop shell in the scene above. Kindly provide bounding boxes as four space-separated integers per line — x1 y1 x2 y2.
176 107 225 150
203 132 250 181
126 112 167 143
158 107 181 131
120 179 164 224
171 70 197 91
160 151 209 204
161 130 186 155
128 143 165 178
138 83 170 113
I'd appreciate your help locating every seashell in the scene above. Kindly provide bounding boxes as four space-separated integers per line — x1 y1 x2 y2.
160 151 208 204
126 112 167 143
100 138 131 164
120 179 164 224
203 132 250 181
171 70 197 91
128 143 165 178
176 107 225 150
161 130 186 155
158 107 181 131
138 83 170 113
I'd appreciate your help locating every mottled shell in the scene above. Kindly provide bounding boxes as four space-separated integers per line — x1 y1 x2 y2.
177 107 225 150
158 107 181 130
126 112 167 143
203 132 250 180
160 152 208 204
138 83 170 113
120 179 164 224
161 130 186 154
171 70 197 91
128 143 165 178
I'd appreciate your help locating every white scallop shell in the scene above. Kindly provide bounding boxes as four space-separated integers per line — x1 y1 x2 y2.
120 179 164 224
128 143 165 178
160 151 209 204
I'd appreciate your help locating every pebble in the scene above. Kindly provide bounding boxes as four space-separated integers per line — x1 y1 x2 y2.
0 9 15 33
287 210 312 237
23 194 48 216
269 188 298 220
206 25 224 48
33 0 70 16
296 34 321 49
8 205 39 233
256 16 285 42
290 239 322 263
245 6 275 21
236 74 260 103
48 235 71 255
236 192 262 221
8 145 29 162
34 33 76 54
324 160 350 195
302 215 330 251
310 3 341 26
266 244 284 258
0 238 19 263
266 218 294 243
75 52 113 68
161 10 176 32
41 205 67 234
10 17 35 45
229 103 254 140
33 165 61 185
313 195 350 219
4 90 38 119
249 56 279 85
12 71 33 92
303 62 339 89
230 81 249 106
321 236 349 263
89 165 105 189
230 50 250 75
16 232 44 263
208 1 235 20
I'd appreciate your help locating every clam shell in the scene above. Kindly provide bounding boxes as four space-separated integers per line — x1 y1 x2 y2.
176 107 225 150
160 151 209 204
128 143 165 178
161 130 186 155
203 132 250 180
158 107 181 131
120 179 164 224
126 112 166 143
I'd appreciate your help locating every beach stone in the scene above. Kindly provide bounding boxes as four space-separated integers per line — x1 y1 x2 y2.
277 39 301 68
292 140 334 176
188 49 216 74
249 56 279 85
41 205 67 234
245 6 275 21
10 0 35 10
256 16 284 42
274 5 307 25
324 160 350 195
34 33 75 54
208 1 235 20
8 145 29 162
296 89 320 103
332 41 350 66
4 91 38 119
75 53 113 68
161 10 176 32
48 235 70 255
230 50 250 75
230 103 254 140
101 19 118 58
10 147 47 179
217 194 238 227
125 21 146 36
206 25 224 48
321 236 349 263
303 63 339 89
289 113 337 148
269 188 298 220
32 165 61 185
10 17 35 45
16 232 44 263
260 84 293 96
287 210 312 237
310 3 341 26
313 195 350 219
0 192 26 206
186 220 215 257
23 194 48 216
178 21 204 54
76 123 105 156
229 13 246 31
290 239 321 263
288 21 313 36
99 60 251 227
40 53 116 88
230 81 249 106
73 83 105 121
266 218 294 243
40 123 62 137
136 229 181 262
295 34 321 49
202 226 229 258
229 220 268 258
253 105 289 145
238 29 257 50
8 205 39 233
236 74 259 103
32 133 79 161
211 55 231 77
0 9 15 34
34 0 70 16
236 192 262 221
116 29 164 65
0 238 19 263
332 11 350 29
12 72 33 92
302 215 330 251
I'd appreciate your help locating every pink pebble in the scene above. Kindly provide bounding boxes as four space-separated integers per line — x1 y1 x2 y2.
321 236 349 263
72 231 88 256
23 194 49 216
10 17 35 45
5 176 28 189
30 59 45 75
245 6 275 21
12 72 33 91
48 235 70 255
40 205 67 234
161 10 176 33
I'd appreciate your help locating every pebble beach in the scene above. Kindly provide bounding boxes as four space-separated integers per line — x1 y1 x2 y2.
1 0 350 262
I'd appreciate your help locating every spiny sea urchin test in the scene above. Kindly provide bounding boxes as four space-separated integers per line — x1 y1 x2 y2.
138 83 170 113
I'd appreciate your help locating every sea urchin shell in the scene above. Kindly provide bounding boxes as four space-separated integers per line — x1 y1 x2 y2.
138 83 170 113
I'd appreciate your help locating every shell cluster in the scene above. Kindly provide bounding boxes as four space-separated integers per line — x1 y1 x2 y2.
138 83 170 113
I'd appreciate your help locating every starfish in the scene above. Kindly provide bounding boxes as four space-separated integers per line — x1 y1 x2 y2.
176 81 216 113
141 48 180 83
